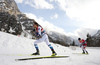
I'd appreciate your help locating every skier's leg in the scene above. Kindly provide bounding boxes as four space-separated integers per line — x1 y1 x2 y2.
84 45 88 54
82 46 85 54
44 34 57 56
32 38 44 55
48 44 57 56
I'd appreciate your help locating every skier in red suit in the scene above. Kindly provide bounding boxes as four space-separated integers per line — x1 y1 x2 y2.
78 38 88 54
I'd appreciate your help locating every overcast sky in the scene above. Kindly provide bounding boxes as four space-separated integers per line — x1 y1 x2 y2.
15 0 100 39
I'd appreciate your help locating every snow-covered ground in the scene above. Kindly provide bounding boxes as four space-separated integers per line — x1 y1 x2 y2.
0 31 100 65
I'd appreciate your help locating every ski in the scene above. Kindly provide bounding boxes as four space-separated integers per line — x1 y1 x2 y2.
72 53 89 55
15 56 69 61
2 54 33 56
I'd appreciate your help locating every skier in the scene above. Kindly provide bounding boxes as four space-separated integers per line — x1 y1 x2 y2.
32 22 57 56
78 38 88 54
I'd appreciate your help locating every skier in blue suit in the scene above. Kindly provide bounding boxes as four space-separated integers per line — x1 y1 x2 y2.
32 22 57 56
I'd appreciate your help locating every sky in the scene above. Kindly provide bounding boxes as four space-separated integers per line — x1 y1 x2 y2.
14 0 100 39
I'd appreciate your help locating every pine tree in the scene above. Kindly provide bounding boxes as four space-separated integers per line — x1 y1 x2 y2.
72 40 75 46
86 33 91 46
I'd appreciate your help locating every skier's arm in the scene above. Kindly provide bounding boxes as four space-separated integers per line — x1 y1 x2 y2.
38 27 41 36
80 43 82 47
37 27 42 37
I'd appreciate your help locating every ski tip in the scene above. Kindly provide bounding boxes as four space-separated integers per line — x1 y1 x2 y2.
15 59 19 61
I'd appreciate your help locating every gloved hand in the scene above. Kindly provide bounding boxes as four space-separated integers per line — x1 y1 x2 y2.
80 44 82 47
36 35 42 39
33 29 35 32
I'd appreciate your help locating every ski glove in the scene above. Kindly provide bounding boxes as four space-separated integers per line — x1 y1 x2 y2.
80 44 82 47
36 36 42 39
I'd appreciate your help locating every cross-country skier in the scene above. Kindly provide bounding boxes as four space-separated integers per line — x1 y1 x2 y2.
32 22 57 56
78 38 88 54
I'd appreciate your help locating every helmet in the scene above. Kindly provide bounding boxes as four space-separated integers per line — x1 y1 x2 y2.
78 38 81 40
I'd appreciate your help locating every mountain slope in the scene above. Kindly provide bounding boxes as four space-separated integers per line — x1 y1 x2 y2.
86 30 100 46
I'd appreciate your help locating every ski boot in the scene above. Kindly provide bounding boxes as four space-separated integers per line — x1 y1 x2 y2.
51 52 57 56
51 48 57 56
32 47 40 55
31 52 40 55
82 50 85 54
86 51 89 54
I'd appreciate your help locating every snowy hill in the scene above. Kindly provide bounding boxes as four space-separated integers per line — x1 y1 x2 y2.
0 31 68 55
0 32 100 65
